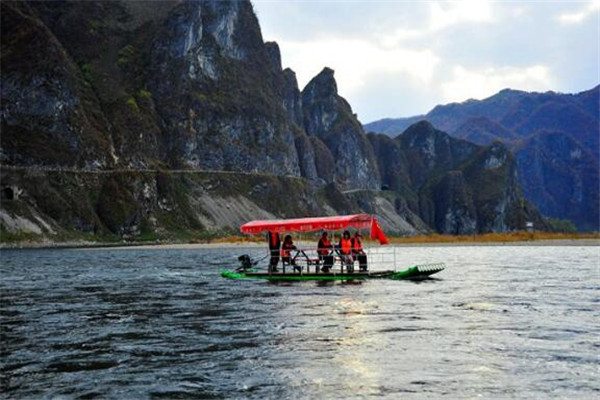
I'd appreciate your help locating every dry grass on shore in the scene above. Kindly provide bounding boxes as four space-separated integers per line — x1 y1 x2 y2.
209 235 265 244
388 232 600 244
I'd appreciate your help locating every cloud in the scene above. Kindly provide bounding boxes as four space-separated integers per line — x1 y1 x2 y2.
253 1 598 120
378 29 425 48
429 0 493 31
376 1 495 48
278 38 440 94
558 0 600 24
511 6 527 17
440 65 554 103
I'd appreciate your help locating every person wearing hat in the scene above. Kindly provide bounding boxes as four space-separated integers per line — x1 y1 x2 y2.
352 232 368 271
317 231 333 273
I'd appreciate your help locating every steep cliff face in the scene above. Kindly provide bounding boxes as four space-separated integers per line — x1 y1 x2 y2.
301 68 381 189
368 122 545 234
431 171 477 234
1 0 307 175
515 131 599 231
293 128 320 182
281 68 319 181
367 133 410 193
282 68 304 128
1 1 189 169
0 2 115 168
398 121 478 190
460 142 539 232
146 0 303 174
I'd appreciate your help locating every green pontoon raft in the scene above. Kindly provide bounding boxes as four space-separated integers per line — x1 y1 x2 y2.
221 263 445 281
221 214 445 282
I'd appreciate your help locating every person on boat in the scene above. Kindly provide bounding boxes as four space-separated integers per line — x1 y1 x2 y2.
267 231 280 273
337 230 354 273
281 235 301 273
352 232 368 271
317 231 334 273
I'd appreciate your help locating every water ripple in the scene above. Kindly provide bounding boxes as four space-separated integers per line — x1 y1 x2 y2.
1 246 598 398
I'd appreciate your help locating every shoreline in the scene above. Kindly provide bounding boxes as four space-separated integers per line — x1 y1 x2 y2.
1 238 598 250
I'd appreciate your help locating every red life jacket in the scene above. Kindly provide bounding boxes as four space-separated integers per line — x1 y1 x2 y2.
352 237 362 252
340 238 352 254
281 242 294 258
318 238 332 255
268 232 280 249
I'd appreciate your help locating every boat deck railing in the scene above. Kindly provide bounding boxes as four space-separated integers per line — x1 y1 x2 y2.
261 246 398 273
364 247 397 270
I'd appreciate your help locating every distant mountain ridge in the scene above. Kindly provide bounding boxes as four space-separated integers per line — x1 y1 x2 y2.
364 87 598 142
364 87 600 231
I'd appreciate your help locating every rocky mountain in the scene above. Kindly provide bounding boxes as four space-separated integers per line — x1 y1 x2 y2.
1 0 545 243
1 0 382 184
364 87 600 231
514 131 598 231
301 68 380 189
2 0 297 173
368 121 544 234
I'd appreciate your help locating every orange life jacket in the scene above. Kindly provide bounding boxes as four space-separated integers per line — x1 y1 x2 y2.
340 238 352 254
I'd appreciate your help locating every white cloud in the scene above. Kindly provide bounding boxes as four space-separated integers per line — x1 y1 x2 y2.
376 1 494 48
440 65 554 103
278 38 440 94
429 0 493 31
512 6 527 17
378 29 424 48
558 0 600 24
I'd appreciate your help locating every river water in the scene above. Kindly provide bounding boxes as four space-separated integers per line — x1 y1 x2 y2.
1 245 598 399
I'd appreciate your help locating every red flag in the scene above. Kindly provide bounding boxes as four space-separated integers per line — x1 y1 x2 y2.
370 217 389 245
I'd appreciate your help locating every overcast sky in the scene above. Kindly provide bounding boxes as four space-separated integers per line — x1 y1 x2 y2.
253 0 599 123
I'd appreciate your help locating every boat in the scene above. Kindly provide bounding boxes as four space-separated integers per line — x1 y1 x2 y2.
221 264 445 281
221 214 445 282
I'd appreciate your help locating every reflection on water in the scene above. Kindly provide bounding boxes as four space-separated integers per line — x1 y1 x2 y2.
1 245 599 398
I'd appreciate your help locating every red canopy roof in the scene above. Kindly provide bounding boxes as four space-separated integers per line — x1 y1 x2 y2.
240 214 373 235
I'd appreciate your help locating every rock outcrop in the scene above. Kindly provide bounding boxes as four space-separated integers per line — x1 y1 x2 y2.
516 131 599 231
302 68 381 190
146 0 303 175
368 122 545 234
282 68 304 128
365 86 600 231
0 1 116 169
2 0 306 175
